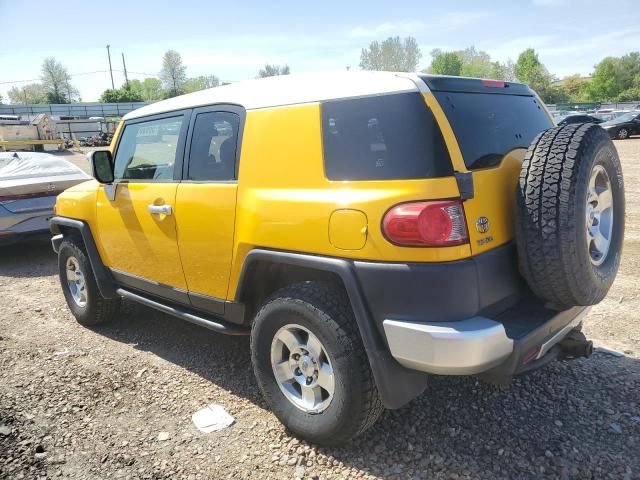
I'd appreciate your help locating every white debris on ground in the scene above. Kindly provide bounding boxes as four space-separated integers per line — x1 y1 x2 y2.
191 404 235 433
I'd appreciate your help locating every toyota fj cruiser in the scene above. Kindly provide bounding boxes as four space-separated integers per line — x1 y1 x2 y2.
50 72 625 445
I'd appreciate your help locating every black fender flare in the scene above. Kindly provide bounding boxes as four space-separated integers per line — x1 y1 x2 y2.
235 249 428 409
49 216 119 299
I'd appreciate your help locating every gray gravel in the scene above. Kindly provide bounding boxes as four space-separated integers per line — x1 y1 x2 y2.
3 139 640 480
1 240 638 480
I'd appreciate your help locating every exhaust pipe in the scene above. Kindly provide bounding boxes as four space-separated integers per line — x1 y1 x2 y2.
557 330 593 359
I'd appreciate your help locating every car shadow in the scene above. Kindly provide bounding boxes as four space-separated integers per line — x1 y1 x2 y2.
0 237 57 279
92 302 640 479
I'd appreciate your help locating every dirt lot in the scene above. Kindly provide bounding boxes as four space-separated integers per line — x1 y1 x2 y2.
1 141 639 480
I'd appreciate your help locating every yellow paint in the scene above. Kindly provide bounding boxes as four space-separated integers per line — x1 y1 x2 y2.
463 150 524 254
329 209 368 250
175 183 237 300
55 91 524 303
95 183 187 289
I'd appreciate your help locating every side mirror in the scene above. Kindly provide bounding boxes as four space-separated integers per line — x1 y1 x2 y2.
88 150 114 184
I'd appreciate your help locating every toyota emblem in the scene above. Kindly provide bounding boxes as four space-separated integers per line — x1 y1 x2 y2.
476 216 490 234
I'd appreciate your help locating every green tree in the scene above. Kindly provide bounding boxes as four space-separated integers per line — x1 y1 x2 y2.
585 52 640 101
430 51 462 76
458 46 494 78
561 74 585 101
137 78 164 102
514 48 552 93
359 36 422 72
160 50 187 97
99 85 143 103
257 64 291 78
184 75 220 93
7 83 48 104
40 57 77 103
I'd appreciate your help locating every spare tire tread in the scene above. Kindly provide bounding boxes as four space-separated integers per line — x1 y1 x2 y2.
517 123 624 307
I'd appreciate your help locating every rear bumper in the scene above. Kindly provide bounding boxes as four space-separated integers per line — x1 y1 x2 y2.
382 305 589 376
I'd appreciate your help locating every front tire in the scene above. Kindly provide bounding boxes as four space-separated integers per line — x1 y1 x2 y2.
58 238 121 325
250 281 383 446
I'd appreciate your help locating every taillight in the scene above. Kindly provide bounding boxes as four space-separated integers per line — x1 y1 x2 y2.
482 79 505 88
382 200 469 247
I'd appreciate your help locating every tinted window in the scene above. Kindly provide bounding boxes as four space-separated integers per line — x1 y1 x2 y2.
188 111 240 181
322 92 453 180
113 116 184 181
433 92 553 170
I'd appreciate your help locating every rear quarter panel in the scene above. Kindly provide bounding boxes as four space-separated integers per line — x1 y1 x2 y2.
228 103 470 298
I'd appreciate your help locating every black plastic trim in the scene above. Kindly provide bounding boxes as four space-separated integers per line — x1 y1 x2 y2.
455 171 474 200
116 288 248 336
49 216 119 298
189 290 225 315
419 74 535 96
479 306 587 383
110 268 191 305
236 249 429 409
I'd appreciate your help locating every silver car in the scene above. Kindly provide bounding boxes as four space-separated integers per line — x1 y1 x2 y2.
0 152 91 245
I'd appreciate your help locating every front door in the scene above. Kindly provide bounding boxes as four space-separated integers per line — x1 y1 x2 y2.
174 107 242 314
96 112 190 300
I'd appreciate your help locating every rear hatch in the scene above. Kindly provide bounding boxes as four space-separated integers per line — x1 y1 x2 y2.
0 152 91 213
420 75 554 255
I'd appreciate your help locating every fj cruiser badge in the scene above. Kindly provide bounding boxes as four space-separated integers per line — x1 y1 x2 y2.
475 216 490 234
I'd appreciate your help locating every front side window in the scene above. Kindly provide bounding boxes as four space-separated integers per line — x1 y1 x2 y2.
187 111 239 181
113 116 184 181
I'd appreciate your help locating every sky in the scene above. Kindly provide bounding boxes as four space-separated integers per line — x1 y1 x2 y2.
1 0 639 102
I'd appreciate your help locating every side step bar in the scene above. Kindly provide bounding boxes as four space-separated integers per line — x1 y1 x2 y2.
116 288 249 336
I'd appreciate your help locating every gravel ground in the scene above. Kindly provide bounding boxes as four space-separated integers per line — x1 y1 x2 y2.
1 140 640 479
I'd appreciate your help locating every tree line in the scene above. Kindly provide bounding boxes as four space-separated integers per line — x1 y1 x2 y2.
360 36 640 104
4 39 639 105
3 50 290 104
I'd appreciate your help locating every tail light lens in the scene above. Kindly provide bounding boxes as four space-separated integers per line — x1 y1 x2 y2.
382 200 469 247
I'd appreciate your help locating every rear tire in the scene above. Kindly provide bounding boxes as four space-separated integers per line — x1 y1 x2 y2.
517 123 625 308
250 281 383 446
58 238 121 325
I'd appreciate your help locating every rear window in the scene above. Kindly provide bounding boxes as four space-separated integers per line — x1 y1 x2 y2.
322 92 453 180
433 92 553 170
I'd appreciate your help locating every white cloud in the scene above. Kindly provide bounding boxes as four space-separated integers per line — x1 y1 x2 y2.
348 11 489 39
532 0 566 5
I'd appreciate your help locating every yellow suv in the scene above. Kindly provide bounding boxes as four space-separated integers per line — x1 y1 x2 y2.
51 72 625 445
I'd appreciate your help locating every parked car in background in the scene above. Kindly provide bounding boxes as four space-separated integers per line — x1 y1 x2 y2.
557 114 603 126
0 152 91 245
600 111 640 139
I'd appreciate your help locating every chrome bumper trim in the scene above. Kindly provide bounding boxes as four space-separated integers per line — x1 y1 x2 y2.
383 317 514 375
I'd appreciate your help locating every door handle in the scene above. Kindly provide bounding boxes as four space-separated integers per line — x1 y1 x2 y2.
148 204 172 215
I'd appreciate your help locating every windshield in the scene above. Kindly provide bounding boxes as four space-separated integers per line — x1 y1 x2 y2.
612 112 639 123
433 91 553 170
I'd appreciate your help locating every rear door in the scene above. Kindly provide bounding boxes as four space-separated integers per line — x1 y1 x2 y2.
174 106 242 314
95 112 190 301
423 77 554 255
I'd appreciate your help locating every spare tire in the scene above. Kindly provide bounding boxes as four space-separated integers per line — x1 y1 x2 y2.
516 123 625 308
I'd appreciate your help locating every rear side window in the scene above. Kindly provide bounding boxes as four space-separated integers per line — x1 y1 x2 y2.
322 92 453 180
187 111 239 181
433 92 553 170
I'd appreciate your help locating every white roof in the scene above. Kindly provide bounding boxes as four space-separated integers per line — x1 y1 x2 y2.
124 71 426 120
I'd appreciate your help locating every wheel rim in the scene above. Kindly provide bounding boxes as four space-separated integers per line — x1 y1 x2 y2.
618 128 628 139
66 256 87 307
586 164 614 266
270 324 334 413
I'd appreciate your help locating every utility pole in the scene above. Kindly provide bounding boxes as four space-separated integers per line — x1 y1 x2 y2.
106 45 115 89
122 53 130 89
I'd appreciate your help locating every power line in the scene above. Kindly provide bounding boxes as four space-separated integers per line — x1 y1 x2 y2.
0 69 158 86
